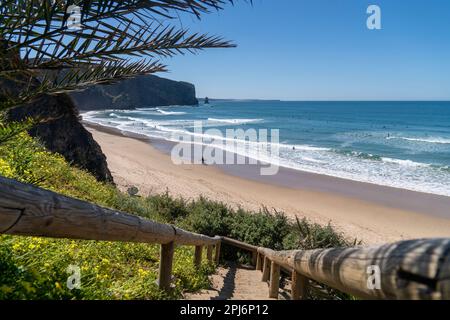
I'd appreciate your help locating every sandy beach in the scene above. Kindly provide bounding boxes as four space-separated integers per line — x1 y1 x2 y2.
86 124 450 245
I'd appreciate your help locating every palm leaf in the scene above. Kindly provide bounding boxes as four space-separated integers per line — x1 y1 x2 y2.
0 0 248 111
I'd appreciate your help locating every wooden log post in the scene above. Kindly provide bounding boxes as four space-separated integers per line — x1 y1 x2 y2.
158 241 175 291
215 242 221 265
291 271 309 300
251 251 257 268
262 256 270 282
194 245 203 267
207 245 213 263
269 261 281 299
256 253 263 271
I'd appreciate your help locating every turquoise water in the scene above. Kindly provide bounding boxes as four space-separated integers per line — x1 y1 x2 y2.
83 100 450 197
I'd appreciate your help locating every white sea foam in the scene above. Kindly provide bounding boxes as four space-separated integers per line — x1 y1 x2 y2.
387 136 450 144
155 108 186 115
207 118 263 125
281 144 331 152
81 110 100 119
381 157 431 167
81 111 450 197
300 157 327 164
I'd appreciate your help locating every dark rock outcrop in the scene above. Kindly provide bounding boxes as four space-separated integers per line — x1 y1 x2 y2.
70 74 198 110
1 75 114 183
7 94 114 183
0 41 113 183
1 58 197 184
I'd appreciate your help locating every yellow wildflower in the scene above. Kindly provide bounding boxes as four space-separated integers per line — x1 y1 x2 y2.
0 285 13 294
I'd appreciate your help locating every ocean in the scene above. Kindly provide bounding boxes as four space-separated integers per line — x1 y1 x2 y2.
83 100 450 197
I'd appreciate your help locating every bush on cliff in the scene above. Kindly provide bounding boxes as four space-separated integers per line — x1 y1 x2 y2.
0 131 354 299
0 132 213 299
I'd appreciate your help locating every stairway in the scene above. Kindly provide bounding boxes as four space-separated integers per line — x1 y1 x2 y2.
184 263 288 300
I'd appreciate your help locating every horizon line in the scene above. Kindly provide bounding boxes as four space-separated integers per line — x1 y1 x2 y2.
197 98 450 102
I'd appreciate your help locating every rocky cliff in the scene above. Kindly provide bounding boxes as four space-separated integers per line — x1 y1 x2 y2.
70 74 198 110
6 93 114 184
2 70 198 184
1 73 114 183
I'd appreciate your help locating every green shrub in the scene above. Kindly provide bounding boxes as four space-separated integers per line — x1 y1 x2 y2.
0 235 213 300
0 132 213 300
0 130 356 300
181 197 232 236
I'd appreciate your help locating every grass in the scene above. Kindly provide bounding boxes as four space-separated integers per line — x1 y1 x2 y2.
0 131 357 300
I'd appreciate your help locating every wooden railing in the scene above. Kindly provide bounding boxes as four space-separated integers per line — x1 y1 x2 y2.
222 236 450 300
0 176 221 291
1 175 449 300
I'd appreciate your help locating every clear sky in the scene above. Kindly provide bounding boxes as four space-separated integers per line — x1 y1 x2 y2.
160 0 450 101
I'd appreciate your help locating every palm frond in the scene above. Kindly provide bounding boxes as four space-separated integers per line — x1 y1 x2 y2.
1 59 166 110
0 0 245 113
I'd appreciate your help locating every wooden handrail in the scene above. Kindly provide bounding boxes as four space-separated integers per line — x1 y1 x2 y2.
256 239 450 300
1 176 449 300
222 236 258 253
0 176 220 291
223 237 450 300
0 176 219 246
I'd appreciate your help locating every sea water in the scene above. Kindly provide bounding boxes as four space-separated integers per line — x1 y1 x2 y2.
83 100 450 197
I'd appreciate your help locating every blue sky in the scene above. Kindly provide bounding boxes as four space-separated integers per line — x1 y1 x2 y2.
160 0 450 100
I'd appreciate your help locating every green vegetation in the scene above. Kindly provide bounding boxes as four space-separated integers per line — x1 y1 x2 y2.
0 132 356 299
0 132 215 299
0 236 213 300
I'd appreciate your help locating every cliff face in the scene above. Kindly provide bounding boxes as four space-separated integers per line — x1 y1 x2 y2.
1 75 114 183
1 70 197 184
70 74 198 110
8 95 114 183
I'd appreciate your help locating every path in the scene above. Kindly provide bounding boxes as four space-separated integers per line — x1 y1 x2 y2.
184 264 288 300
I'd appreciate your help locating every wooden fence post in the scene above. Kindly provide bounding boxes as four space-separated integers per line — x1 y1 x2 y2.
215 242 221 265
251 251 257 268
194 245 203 267
207 245 213 263
256 253 263 271
291 271 309 300
262 256 270 282
269 261 280 299
158 241 175 291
